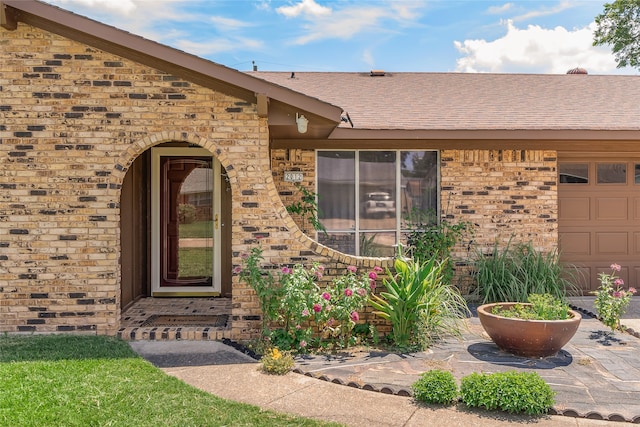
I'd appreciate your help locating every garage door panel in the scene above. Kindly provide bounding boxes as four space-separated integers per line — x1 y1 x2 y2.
634 198 640 220
633 233 640 255
595 197 628 221
595 232 628 255
559 197 590 221
559 232 590 256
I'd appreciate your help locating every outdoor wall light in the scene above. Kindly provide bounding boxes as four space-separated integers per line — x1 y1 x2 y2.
296 113 308 134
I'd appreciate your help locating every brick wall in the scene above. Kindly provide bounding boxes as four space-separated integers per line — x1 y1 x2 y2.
441 149 558 293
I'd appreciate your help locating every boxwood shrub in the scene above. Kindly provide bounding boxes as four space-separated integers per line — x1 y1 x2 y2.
412 370 458 404
460 371 555 415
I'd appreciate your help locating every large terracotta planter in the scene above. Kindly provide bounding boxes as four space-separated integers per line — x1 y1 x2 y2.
477 303 581 358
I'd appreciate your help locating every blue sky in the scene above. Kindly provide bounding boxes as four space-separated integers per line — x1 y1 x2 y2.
44 0 635 75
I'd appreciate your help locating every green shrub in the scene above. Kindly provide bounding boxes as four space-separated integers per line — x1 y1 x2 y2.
260 347 295 375
491 293 571 320
473 239 578 303
460 371 555 415
412 370 458 404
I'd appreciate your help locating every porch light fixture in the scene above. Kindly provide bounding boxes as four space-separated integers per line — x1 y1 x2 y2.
296 113 308 134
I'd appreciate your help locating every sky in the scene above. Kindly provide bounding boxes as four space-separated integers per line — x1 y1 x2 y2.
42 0 636 75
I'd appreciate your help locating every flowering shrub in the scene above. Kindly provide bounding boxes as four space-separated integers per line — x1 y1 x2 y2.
260 347 295 375
593 263 637 331
238 246 379 351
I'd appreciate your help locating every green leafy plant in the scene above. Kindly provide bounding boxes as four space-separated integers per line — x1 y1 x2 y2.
405 209 473 284
412 370 458 405
460 371 555 415
491 293 571 320
474 239 578 303
238 247 278 333
260 347 295 375
369 250 470 349
593 263 637 331
286 183 327 235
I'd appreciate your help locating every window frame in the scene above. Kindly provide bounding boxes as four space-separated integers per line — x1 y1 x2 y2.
315 149 440 257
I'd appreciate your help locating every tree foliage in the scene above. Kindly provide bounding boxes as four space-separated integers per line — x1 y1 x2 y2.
593 0 640 70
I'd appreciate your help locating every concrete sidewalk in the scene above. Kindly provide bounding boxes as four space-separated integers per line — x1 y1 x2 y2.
130 298 640 426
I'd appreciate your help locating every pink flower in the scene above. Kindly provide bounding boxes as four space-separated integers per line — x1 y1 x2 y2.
301 308 310 317
241 253 249 259
611 263 622 272
357 288 367 297
314 270 323 279
322 292 331 300
613 291 622 298
327 318 335 327
347 266 357 273
374 266 383 273
300 340 307 348
233 266 242 274
350 311 359 322
312 303 322 313
369 271 378 280
282 267 292 274
629 287 637 294
344 288 353 297
295 324 301 330
317 265 325 272
614 278 625 286
325 305 333 312
370 280 376 290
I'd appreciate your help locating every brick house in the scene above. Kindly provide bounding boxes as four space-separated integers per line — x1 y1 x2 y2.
2 0 640 340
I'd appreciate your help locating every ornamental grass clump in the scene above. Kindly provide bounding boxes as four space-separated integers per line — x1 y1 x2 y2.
474 239 578 304
460 371 555 415
593 263 637 331
412 370 458 405
260 347 295 375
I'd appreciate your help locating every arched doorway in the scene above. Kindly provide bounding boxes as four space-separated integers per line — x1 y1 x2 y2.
120 143 232 311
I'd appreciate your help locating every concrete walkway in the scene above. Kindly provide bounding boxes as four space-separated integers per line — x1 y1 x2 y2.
130 297 640 426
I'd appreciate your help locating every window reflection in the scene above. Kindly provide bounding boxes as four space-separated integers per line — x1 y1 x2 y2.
597 163 626 184
559 163 588 184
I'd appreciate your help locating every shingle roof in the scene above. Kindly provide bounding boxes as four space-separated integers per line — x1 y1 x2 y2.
249 72 640 131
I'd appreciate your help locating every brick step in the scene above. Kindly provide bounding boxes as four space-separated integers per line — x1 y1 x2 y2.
117 326 231 341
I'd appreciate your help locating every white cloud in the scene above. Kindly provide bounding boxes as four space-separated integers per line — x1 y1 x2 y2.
362 49 374 68
276 0 331 18
175 37 263 56
50 0 137 14
487 3 513 15
210 16 252 31
281 2 423 45
454 20 620 74
510 0 575 23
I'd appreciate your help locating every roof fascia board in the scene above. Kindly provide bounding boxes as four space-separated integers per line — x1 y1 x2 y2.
3 0 342 123
1 1 18 29
272 137 640 151
327 128 640 141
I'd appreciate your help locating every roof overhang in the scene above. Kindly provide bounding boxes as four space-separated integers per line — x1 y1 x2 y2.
1 0 343 137
272 129 640 150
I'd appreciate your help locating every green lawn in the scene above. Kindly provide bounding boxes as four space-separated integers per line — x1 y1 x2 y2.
179 220 213 238
0 335 341 427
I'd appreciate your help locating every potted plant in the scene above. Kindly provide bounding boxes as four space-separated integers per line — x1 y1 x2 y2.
477 293 581 358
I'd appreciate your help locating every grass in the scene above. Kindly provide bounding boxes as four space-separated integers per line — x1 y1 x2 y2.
0 335 340 427
179 220 213 238
179 247 213 277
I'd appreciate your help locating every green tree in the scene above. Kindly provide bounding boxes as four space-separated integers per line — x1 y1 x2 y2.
593 0 640 70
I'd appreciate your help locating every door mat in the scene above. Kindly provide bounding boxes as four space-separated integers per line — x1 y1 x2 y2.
140 314 228 328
